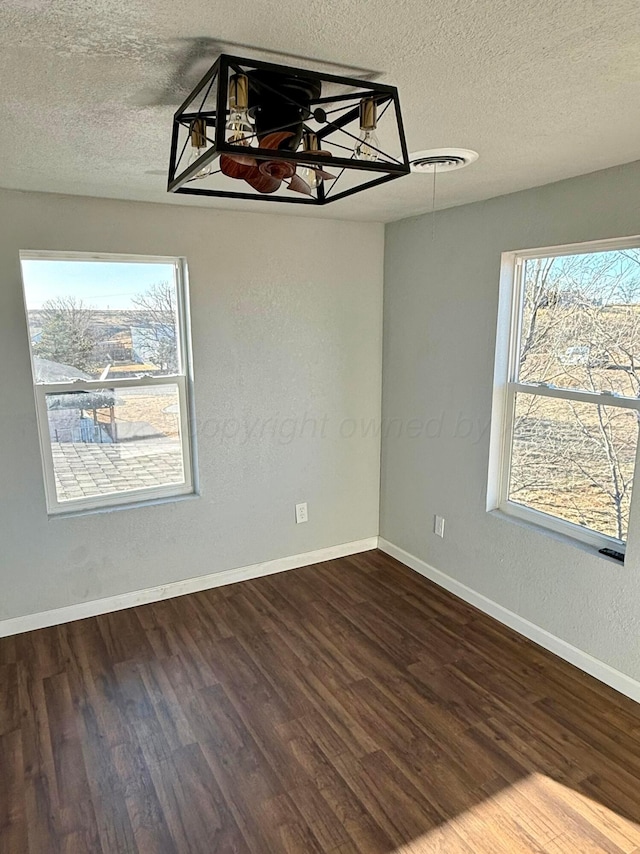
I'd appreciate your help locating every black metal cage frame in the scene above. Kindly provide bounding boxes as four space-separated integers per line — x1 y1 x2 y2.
167 54 410 205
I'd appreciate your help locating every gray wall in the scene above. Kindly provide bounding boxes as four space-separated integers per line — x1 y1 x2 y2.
0 189 383 621
381 160 640 680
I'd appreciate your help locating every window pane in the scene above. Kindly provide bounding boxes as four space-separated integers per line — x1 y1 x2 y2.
508 393 638 541
45 384 185 503
518 248 640 395
21 259 180 381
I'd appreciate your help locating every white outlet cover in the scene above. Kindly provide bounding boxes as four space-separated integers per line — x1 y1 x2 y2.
295 502 308 524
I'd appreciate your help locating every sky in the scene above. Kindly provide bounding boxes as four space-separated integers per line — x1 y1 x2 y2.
525 249 640 304
21 260 176 310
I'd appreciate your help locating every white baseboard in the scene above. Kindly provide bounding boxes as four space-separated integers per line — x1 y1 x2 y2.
378 537 640 705
0 537 378 638
7 533 638 705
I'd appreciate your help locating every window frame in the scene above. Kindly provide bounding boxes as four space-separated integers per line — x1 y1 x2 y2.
20 250 196 515
488 234 640 553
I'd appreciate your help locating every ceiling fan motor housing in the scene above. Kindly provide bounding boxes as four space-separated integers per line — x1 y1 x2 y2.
247 71 322 151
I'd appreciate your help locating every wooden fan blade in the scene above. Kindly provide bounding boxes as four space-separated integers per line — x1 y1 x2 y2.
228 152 257 166
259 159 296 180
258 131 295 150
315 168 336 182
301 150 335 181
244 168 281 194
288 174 313 195
220 154 255 179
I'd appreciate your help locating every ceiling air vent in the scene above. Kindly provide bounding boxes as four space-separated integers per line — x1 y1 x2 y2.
409 148 478 173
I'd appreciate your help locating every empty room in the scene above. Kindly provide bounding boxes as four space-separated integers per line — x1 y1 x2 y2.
2 1 640 851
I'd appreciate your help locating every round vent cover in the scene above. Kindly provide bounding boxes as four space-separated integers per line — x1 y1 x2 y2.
409 148 479 173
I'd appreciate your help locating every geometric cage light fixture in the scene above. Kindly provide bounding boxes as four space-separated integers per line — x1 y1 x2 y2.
168 54 410 205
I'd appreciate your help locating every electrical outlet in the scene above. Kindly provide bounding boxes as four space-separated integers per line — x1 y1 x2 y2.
434 515 445 538
295 502 308 524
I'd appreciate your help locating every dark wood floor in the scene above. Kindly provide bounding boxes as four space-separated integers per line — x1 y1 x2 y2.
2 550 640 853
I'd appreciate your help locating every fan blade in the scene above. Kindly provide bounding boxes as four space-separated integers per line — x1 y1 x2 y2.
288 174 313 195
220 154 255 179
302 150 335 181
258 131 295 150
244 168 281 194
315 168 336 182
228 152 257 166
259 159 296 180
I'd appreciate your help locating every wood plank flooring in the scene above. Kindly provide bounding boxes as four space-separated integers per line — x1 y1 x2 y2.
2 549 640 852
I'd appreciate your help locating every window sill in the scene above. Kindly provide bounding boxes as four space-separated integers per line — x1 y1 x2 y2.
48 490 199 520
488 508 626 566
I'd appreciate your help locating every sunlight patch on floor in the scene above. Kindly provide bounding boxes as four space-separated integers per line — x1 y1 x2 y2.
392 773 640 853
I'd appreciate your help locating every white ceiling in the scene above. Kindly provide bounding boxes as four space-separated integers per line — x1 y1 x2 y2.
1 0 639 222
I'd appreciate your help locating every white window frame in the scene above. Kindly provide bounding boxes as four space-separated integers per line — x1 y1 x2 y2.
488 234 640 552
20 251 196 515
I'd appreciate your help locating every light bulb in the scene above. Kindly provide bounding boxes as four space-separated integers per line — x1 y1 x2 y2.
298 166 321 190
187 119 213 179
187 145 213 179
297 131 321 190
225 74 253 147
354 128 380 162
354 97 379 162
226 108 253 145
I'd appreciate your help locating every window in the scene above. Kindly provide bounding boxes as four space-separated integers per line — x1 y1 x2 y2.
489 237 640 551
20 252 195 514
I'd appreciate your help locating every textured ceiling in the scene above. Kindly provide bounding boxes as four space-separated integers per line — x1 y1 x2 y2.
1 0 639 222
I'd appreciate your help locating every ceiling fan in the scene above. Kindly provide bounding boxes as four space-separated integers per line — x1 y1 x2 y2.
167 54 410 206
